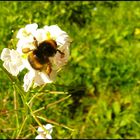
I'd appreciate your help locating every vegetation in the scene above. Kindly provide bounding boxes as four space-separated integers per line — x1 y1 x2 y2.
0 1 140 139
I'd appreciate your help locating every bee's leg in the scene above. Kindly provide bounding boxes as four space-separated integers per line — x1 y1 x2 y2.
45 63 52 77
33 37 38 47
56 49 65 58
22 48 31 53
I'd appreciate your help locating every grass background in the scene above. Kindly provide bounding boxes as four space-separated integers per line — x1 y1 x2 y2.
0 1 140 139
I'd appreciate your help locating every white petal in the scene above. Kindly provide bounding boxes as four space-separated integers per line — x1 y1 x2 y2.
49 25 70 46
37 124 52 133
1 48 11 61
10 50 22 63
33 72 52 87
52 42 70 69
44 25 62 37
44 124 53 134
16 39 35 54
46 134 52 139
23 70 35 92
18 38 30 46
40 72 52 83
3 62 18 76
16 23 38 40
36 124 53 139
35 134 46 139
37 126 45 133
56 34 69 46
1 48 24 76
16 28 25 39
22 59 31 70
2 62 10 71
34 29 46 43
43 25 49 31
33 72 46 87
10 49 25 71
10 63 20 76
25 23 38 34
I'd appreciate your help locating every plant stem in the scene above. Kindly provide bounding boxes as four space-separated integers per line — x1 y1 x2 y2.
16 116 28 138
26 103 49 134
37 116 75 131
13 86 19 137
46 94 71 109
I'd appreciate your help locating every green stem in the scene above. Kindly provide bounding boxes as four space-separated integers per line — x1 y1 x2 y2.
37 116 75 131
33 107 45 114
27 92 44 105
46 95 71 109
16 116 28 138
0 66 17 83
26 103 49 134
13 86 19 137
0 65 26 103
32 95 71 114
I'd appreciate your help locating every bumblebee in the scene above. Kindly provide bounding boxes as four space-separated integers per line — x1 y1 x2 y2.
22 37 64 75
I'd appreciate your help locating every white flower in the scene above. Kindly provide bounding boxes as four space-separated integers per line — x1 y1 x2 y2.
34 28 48 44
0 48 24 76
43 25 70 46
16 23 38 54
23 70 53 92
35 124 53 139
16 23 38 39
1 23 71 92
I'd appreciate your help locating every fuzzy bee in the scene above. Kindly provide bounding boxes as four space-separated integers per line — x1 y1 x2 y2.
22 37 64 75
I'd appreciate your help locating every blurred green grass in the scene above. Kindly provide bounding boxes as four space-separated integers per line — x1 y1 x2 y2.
0 1 140 139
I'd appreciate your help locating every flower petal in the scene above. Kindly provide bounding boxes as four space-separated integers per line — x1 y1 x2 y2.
16 28 24 39
34 29 46 43
16 23 38 40
51 42 70 70
36 124 53 139
37 126 45 133
44 25 70 46
25 23 38 34
44 124 53 134
33 71 52 87
1 48 11 61
46 134 52 139
3 62 19 76
1 48 24 76
16 39 35 54
23 70 35 92
44 25 64 37
35 134 46 139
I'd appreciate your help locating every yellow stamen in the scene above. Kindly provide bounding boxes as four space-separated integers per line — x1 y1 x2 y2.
46 32 51 40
